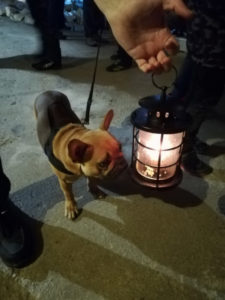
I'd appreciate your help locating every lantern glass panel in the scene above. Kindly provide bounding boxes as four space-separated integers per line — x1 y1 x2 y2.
134 129 184 181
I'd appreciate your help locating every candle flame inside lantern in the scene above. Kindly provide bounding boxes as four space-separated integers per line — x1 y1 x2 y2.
136 130 183 180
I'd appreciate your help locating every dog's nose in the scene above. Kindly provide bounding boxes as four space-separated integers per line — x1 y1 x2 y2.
120 157 128 167
108 158 128 178
120 160 128 172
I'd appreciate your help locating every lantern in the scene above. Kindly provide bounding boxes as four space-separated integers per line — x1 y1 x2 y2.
130 73 190 189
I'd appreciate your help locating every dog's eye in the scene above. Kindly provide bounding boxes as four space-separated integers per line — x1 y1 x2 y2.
98 154 111 169
118 143 122 151
98 161 108 169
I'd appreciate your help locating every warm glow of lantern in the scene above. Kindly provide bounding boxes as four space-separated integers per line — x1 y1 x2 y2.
135 130 183 181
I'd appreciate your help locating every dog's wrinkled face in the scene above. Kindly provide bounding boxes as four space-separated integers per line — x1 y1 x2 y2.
67 110 128 179
81 130 127 179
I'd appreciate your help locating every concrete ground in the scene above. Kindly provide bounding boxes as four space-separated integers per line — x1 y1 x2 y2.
0 16 225 300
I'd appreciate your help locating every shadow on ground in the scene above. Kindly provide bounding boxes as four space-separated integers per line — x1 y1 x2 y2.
8 161 225 299
0 54 93 72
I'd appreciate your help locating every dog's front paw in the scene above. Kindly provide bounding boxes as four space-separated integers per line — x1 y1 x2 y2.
65 201 79 220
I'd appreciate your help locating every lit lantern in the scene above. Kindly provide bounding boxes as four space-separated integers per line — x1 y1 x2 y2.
131 83 190 189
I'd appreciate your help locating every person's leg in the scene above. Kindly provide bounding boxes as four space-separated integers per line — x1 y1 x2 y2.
83 0 99 46
83 0 97 38
26 0 47 57
181 64 225 175
41 32 61 63
26 0 45 28
83 0 106 46
168 54 194 101
0 158 33 268
32 0 63 70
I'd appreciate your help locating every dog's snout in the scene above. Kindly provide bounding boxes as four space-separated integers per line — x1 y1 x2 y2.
107 157 128 178
119 158 128 169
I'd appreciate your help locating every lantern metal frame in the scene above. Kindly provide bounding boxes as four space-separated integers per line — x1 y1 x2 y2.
130 69 190 189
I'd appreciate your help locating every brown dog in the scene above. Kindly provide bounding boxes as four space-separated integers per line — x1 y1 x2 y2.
34 90 127 219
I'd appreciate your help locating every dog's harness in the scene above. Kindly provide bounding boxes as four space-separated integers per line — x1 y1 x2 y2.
43 99 83 176
44 127 74 175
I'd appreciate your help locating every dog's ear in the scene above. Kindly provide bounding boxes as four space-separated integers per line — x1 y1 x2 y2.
99 109 114 131
68 139 94 163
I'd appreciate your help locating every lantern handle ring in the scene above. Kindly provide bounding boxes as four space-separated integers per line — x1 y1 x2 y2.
152 65 177 91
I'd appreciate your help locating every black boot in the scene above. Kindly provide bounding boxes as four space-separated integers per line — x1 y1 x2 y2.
106 59 132 72
181 151 213 177
193 137 209 155
32 33 62 71
0 201 33 268
0 160 33 268
32 59 62 71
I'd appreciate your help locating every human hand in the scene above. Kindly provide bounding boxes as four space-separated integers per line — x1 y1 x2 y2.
96 0 193 73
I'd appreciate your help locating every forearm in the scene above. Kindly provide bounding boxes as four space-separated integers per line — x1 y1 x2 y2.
94 0 193 25
93 0 136 22
93 0 193 73
94 0 121 16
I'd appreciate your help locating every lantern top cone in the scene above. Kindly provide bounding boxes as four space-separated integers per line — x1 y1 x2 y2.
131 67 191 134
131 89 190 134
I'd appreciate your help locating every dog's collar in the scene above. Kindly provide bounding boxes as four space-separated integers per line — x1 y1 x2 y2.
44 129 74 175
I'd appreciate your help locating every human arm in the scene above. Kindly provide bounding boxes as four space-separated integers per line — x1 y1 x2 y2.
94 0 193 73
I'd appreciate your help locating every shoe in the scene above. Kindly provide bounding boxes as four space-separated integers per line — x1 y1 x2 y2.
0 200 33 268
85 33 108 47
85 36 99 47
106 60 132 72
57 31 67 40
194 137 209 155
32 59 61 71
181 151 213 177
110 54 120 61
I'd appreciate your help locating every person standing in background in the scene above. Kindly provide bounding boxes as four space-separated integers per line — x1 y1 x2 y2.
83 0 106 47
168 0 225 176
26 0 65 70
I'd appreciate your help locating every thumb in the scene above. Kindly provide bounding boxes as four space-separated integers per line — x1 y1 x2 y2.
163 0 193 19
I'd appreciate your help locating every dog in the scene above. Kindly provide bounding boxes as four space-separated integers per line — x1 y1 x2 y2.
34 90 127 219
